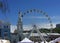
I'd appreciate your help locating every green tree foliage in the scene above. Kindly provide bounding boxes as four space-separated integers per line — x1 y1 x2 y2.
39 29 50 33
53 28 60 33
14 28 60 33
14 29 18 33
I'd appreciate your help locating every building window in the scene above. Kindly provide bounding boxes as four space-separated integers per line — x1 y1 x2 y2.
4 26 6 28
4 33 8 36
5 30 8 32
0 29 1 37
0 25 2 28
4 25 8 28
6 26 8 28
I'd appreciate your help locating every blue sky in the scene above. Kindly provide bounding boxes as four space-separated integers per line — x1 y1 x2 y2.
2 0 60 24
0 0 60 32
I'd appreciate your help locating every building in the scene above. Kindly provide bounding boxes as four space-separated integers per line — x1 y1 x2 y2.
23 29 60 42
11 33 18 43
56 24 60 28
0 20 11 40
12 28 60 43
17 11 24 41
11 11 24 43
47 33 60 41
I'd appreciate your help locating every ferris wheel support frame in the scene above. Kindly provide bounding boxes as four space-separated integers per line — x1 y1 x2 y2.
20 9 53 41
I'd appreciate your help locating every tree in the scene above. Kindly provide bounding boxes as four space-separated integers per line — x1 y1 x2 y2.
53 28 60 33
39 29 50 33
14 29 18 33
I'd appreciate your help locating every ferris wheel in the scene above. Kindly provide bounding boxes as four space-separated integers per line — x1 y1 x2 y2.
20 9 53 42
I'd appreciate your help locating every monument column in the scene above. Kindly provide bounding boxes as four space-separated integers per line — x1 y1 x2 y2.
17 11 23 41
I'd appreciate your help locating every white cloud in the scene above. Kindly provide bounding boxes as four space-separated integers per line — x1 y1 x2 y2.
10 15 60 33
10 25 17 33
23 25 33 30
23 16 60 20
10 23 56 33
50 16 60 20
36 23 56 29
23 16 46 19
